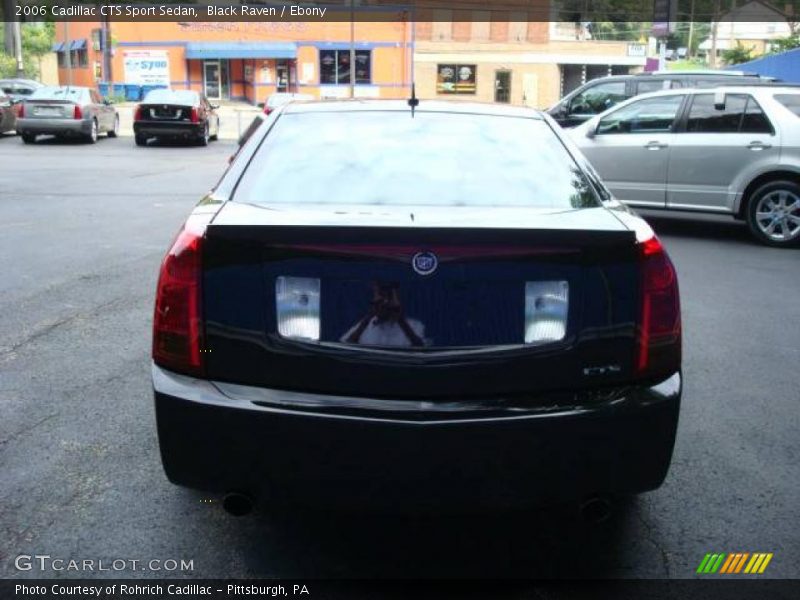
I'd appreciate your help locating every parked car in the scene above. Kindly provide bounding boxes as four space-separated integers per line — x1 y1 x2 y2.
17 86 118 144
152 100 682 514
0 91 18 134
263 92 314 115
569 87 800 247
134 89 220 146
548 71 779 128
0 78 44 102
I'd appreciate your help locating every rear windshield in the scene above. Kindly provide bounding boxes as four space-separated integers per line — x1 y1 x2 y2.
143 89 198 105
30 87 86 101
775 94 800 117
234 111 599 209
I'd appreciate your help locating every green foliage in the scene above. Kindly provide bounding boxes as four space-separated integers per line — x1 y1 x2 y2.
0 23 55 78
0 52 17 78
769 35 800 54
21 23 55 58
722 43 755 66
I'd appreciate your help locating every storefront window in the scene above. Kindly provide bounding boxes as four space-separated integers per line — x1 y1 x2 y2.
437 64 476 94
320 49 371 84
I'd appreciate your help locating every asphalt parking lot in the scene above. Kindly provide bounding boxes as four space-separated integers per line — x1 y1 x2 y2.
1 133 798 580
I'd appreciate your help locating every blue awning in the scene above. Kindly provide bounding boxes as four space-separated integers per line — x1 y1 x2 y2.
70 39 87 51
52 42 65 52
185 42 297 60
725 48 800 83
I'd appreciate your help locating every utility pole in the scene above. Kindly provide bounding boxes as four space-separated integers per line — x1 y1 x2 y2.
686 0 695 58
709 0 720 67
3 0 15 56
13 19 23 76
349 0 355 98
64 20 72 85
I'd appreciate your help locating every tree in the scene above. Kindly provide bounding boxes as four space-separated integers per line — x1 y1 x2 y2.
722 42 755 65
768 34 800 54
0 22 55 78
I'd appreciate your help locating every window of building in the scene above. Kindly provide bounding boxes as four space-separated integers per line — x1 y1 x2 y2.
597 95 685 135
686 93 772 134
319 49 371 85
436 64 477 94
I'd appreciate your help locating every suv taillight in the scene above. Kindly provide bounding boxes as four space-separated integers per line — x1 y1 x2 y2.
17 103 24 118
73 104 82 119
153 222 205 377
190 107 199 123
636 235 681 377
134 105 142 121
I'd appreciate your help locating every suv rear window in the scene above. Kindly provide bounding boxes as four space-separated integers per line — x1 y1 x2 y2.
234 111 599 209
775 94 800 117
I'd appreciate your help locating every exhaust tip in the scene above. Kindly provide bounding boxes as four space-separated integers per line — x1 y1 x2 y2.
580 496 612 524
222 492 254 517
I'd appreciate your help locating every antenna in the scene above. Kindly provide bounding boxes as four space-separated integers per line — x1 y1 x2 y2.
408 83 419 117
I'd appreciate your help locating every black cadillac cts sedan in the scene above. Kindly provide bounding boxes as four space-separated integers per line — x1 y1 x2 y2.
152 100 682 514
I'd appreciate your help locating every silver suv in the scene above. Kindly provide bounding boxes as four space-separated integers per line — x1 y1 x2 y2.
569 86 800 247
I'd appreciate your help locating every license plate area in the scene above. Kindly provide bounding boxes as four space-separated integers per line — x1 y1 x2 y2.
35 106 62 117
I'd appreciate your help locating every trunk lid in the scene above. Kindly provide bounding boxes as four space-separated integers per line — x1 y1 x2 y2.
202 203 639 399
25 99 74 120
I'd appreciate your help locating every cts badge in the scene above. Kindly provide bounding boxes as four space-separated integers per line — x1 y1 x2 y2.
412 251 438 276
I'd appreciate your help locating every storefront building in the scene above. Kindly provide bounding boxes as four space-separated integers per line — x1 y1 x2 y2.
53 18 413 104
413 19 647 109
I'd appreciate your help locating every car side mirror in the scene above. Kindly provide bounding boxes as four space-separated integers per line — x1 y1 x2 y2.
103 98 113 105
585 126 596 139
210 104 219 110
713 90 726 110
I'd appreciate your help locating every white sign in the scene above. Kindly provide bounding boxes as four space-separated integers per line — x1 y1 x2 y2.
627 43 647 57
123 50 170 86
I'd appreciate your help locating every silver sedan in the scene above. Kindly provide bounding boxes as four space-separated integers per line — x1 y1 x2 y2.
17 85 119 144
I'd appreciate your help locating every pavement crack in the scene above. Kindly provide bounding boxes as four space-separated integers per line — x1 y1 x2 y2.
0 412 60 448
634 504 672 577
0 297 127 359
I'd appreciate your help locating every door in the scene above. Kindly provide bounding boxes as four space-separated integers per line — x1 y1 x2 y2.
667 93 779 212
276 60 289 93
579 94 686 208
494 70 511 103
90 89 112 131
204 61 221 100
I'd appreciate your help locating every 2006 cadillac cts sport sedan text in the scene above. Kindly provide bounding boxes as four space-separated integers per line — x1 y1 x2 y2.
152 100 682 513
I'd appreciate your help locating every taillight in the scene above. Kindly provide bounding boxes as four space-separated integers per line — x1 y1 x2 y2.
133 105 142 121
153 221 205 377
73 104 82 119
264 106 273 115
17 103 24 118
636 235 681 377
190 107 199 123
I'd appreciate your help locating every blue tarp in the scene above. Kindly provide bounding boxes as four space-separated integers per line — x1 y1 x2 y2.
725 48 800 83
185 42 297 60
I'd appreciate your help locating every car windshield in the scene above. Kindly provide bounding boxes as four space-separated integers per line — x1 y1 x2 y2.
234 111 599 209
143 89 198 105
30 87 86 101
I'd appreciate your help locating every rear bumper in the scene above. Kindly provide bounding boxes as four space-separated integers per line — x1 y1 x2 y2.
17 117 90 136
153 364 681 510
134 121 203 138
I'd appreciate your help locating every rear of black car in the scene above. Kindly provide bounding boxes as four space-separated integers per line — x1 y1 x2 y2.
152 103 681 510
134 89 209 145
